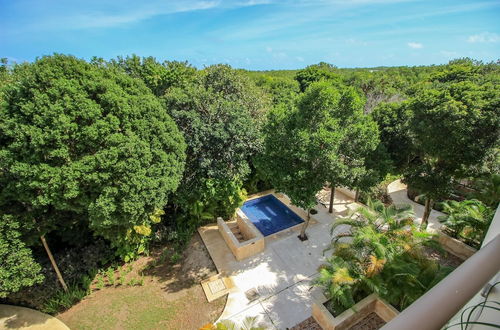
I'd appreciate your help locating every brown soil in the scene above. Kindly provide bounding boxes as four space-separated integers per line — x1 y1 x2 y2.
57 234 226 330
349 312 386 330
290 317 322 330
423 246 463 268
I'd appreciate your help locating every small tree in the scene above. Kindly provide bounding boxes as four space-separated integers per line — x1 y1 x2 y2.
164 64 269 221
0 215 44 297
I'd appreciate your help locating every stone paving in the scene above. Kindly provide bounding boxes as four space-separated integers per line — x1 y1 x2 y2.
387 179 445 233
199 190 355 329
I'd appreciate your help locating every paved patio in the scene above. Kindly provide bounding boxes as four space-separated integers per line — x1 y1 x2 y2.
387 179 445 233
198 190 356 329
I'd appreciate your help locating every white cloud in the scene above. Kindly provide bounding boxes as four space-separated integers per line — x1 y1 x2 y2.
407 42 423 49
296 56 305 62
467 32 500 43
440 50 459 58
30 0 274 30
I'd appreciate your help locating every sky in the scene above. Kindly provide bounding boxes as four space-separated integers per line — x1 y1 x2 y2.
0 0 499 70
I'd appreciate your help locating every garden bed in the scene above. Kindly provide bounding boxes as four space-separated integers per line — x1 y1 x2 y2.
312 293 398 330
436 231 477 260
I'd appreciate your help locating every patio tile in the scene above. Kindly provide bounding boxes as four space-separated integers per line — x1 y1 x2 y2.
226 302 276 329
260 287 312 329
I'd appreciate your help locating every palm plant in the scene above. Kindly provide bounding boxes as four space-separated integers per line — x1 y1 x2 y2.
330 198 432 261
379 252 453 310
316 198 439 313
438 199 494 249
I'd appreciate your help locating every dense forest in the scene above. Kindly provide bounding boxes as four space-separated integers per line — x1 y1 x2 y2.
0 55 498 312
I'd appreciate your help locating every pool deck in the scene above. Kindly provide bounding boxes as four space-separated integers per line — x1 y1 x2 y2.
198 189 356 329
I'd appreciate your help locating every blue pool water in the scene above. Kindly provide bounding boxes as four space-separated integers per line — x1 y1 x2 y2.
240 194 304 236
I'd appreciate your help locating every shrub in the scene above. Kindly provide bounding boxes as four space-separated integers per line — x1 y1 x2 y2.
316 199 447 313
438 199 494 249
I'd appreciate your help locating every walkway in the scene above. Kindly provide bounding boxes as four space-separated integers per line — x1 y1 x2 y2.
387 179 445 233
0 305 70 330
199 190 355 329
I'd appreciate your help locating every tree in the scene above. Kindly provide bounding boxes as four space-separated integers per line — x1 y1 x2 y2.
256 105 326 240
295 63 342 92
0 215 44 298
257 83 343 239
0 54 186 261
309 85 380 213
404 79 499 227
164 64 268 220
108 55 196 96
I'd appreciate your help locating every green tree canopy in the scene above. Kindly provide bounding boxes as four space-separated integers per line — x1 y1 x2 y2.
295 63 342 92
164 64 269 219
0 54 186 259
107 55 197 96
374 62 500 226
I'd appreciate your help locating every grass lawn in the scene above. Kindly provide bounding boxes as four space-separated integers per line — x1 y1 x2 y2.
57 234 226 330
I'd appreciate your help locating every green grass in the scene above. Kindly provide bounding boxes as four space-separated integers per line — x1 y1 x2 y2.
62 285 177 330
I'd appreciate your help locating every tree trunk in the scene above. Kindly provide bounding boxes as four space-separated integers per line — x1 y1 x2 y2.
328 184 336 214
40 235 68 292
299 210 310 240
421 198 433 230
355 190 360 203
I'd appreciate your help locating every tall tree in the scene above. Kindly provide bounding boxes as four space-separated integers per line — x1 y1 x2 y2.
405 79 499 227
164 64 269 220
304 85 380 213
295 63 342 92
374 61 499 227
257 103 329 240
0 54 186 262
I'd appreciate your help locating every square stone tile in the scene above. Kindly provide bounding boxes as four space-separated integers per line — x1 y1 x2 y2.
226 302 276 330
260 287 312 329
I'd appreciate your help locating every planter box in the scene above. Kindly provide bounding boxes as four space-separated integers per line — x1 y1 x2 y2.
437 231 477 260
217 213 264 261
312 293 399 330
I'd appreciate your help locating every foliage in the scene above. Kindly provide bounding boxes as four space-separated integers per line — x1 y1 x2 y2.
202 317 264 330
317 199 445 312
256 85 338 235
106 55 197 96
4 238 112 310
164 64 267 218
438 199 494 248
373 61 499 226
0 54 186 259
379 252 452 310
0 215 44 298
253 74 299 106
295 62 342 92
319 85 381 193
41 284 88 314
469 173 500 208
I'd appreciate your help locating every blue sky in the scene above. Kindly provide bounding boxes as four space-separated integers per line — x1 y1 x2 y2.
1 0 499 70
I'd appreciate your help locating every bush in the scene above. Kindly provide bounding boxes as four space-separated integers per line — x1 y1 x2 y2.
316 199 450 313
438 199 494 249
3 239 111 311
